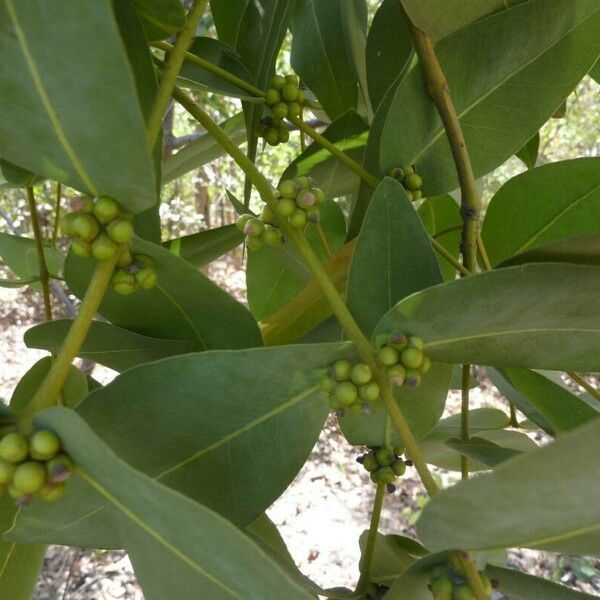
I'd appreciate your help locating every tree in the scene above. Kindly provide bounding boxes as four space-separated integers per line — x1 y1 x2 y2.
0 0 599 598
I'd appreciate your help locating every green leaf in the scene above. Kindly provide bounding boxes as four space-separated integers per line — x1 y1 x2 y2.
445 436 524 467
500 233 600 268
434 408 510 437
380 1 600 197
590 58 600 83
485 565 598 599
165 225 243 268
0 500 46 600
516 132 540 169
25 320 193 372
74 343 348 527
247 201 346 321
281 110 368 199
490 368 599 435
65 239 262 351
178 38 258 100
482 158 600 266
417 417 600 554
291 0 362 119
30 407 313 599
365 0 413 111
162 112 247 184
10 356 88 411
130 0 185 41
449 365 478 390
374 264 600 372
0 158 41 187
0 0 156 212
0 276 39 288
211 0 249 46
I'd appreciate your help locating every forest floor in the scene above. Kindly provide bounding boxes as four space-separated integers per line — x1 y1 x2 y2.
0 258 598 599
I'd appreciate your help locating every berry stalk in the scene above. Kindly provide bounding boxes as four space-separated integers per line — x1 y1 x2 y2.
357 482 386 592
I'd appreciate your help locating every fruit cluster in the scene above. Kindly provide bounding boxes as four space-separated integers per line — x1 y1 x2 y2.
235 213 283 251
0 430 73 506
321 359 379 416
374 332 431 389
60 196 157 295
428 560 496 600
357 445 408 493
389 165 423 202
259 74 306 146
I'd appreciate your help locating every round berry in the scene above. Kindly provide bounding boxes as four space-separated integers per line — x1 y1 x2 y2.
429 576 453 599
245 235 263 251
393 443 406 456
388 331 408 349
59 213 77 237
289 208 307 228
312 188 325 205
411 190 422 202
419 355 432 374
374 333 388 350
262 225 283 246
278 180 297 198
332 360 351 381
46 454 73 483
320 376 335 394
405 369 422 388
391 459 406 477
452 585 476 600
73 214 100 241
106 218 134 244
287 102 301 118
377 346 399 367
362 453 378 472
71 196 94 213
296 190 316 209
243 218 264 238
408 336 424 350
116 245 134 268
401 164 414 176
296 89 306 104
358 382 380 402
272 102 288 119
0 433 29 463
0 460 15 484
93 196 120 223
306 207 320 224
349 404 362 416
295 176 311 190
375 466 396 484
389 167 405 180
375 447 394 466
91 234 119 261
70 239 92 258
38 481 66 502
112 270 136 295
271 75 286 89
261 205 276 224
285 74 300 86
401 347 423 369
404 173 422 191
276 197 296 217
264 127 279 146
264 88 280 105
386 364 406 387
350 363 372 385
12 462 46 494
236 214 252 231
133 254 153 269
334 381 358 407
30 430 61 461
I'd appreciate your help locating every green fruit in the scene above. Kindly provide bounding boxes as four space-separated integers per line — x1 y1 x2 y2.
262 225 283 246
411 190 422 202
46 454 74 483
369 471 379 483
70 239 92 257
278 180 297 198
375 447 394 466
73 214 100 241
388 167 405 180
264 127 279 146
391 459 406 477
430 576 453 600
116 245 133 267
320 376 335 393
0 433 29 463
401 164 414 176
408 336 424 350
420 355 432 374
349 404 362 416
452 585 476 600
306 207 320 224
243 218 264 237
12 462 46 494
112 270 136 295
405 369 422 388
30 430 61 461
377 346 399 366
236 214 253 231
261 205 276 224
133 254 153 269
375 466 395 484
289 208 307 228
8 485 24 499
374 333 388 349
312 187 325 205
272 102 288 119
71 196 94 213
296 89 306 104
334 381 358 407
264 88 280 105
0 461 15 484
386 364 406 387
295 176 311 189
479 573 493 594
287 102 301 117
358 382 380 402
350 363 372 385
245 235 263 251
401 347 423 369
38 481 66 502
388 331 408 349
393 444 406 456
271 75 286 89
362 453 378 472
296 190 316 209
285 74 299 86
332 360 351 381
93 196 120 223
276 197 296 217
59 213 77 237
277 126 289 143
404 173 422 191
91 234 119 261
106 218 134 244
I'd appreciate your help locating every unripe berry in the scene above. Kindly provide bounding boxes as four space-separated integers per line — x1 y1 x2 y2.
350 363 372 385
278 180 297 198
358 382 380 402
334 381 358 407
296 190 316 209
13 462 46 494
116 245 133 268
243 218 264 237
408 336 424 350
0 433 29 463
262 225 283 246
106 218 134 244
287 102 301 117
401 347 423 369
295 176 311 189
296 89 306 104
331 360 351 381
429 576 453 600
401 164 414 176
261 205 276 224
377 346 399 366
320 376 335 394
388 167 405 180
375 447 394 466
236 214 253 231
393 443 406 456
374 333 388 349
375 466 396 484
405 369 422 388
112 270 136 295
245 235 263 251
453 585 476 600
289 208 307 229
0 460 15 484
282 84 298 101
306 207 320 224
264 127 279 146
46 454 74 483
312 187 325 205
271 75 286 89
30 430 61 461
59 213 77 237
272 102 288 119
91 234 119 261
70 239 92 258
38 481 66 502
277 126 290 143
391 459 406 477
411 190 422 202
349 404 362 416
387 364 406 387
71 196 94 213
73 214 100 241
133 254 153 269
388 331 408 349
265 88 280 105
404 173 422 191
93 196 120 223
420 355 432 374
285 74 300 86
362 453 378 472
276 197 296 217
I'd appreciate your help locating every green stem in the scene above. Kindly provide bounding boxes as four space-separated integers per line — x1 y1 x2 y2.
357 483 386 592
509 402 519 428
152 40 265 98
21 258 117 419
287 115 380 189
174 85 439 497
460 364 470 479
430 237 471 277
477 233 492 271
51 181 62 245
316 223 332 258
456 551 490 600
146 0 209 147
433 224 463 239
567 371 600 402
26 186 52 321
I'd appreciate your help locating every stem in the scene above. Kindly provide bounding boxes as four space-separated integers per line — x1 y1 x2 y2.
174 86 439 496
316 223 332 258
430 237 471 277
456 551 491 600
567 372 600 402
460 364 470 479
51 181 61 245
477 233 492 271
146 0 209 147
287 115 380 189
152 40 265 98
433 224 463 239
21 258 117 419
26 186 52 321
357 483 386 591
509 402 519 428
